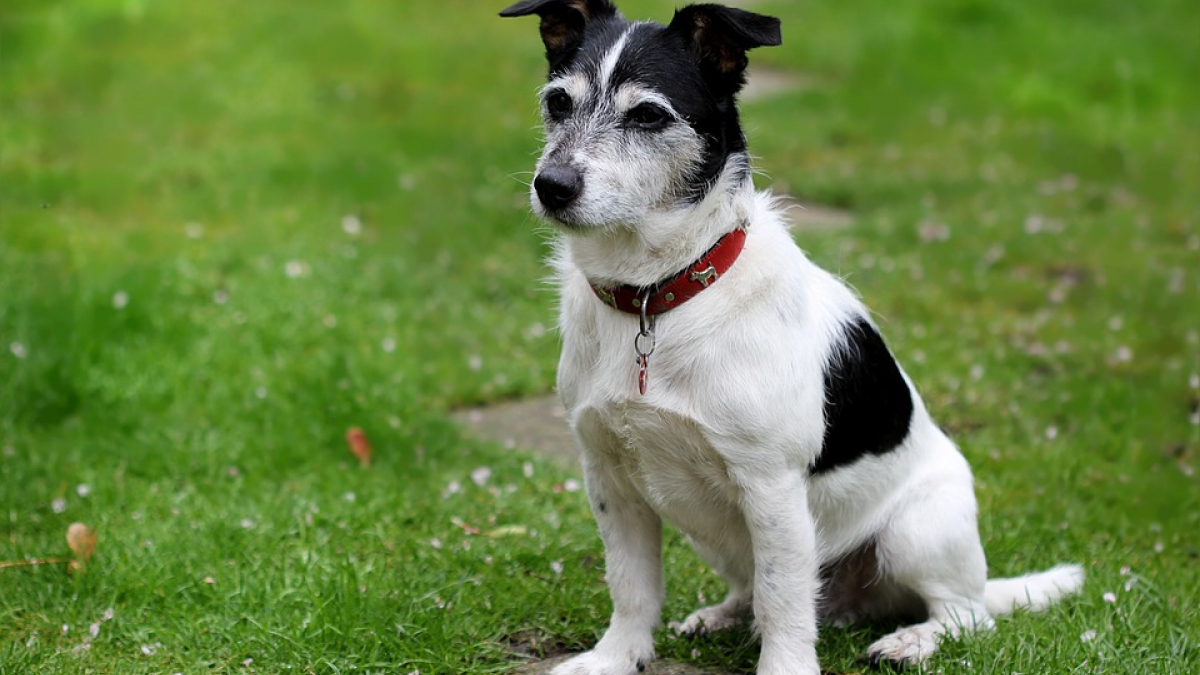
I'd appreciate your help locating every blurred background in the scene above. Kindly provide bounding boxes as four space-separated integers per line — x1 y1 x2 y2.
1 1 1197 673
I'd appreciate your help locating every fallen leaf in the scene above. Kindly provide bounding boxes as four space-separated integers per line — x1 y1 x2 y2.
66 523 96 562
450 517 479 535
345 427 373 467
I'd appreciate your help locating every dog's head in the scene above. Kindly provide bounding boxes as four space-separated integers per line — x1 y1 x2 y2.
502 1 781 232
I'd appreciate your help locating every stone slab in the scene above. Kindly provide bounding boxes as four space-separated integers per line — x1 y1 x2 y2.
453 394 579 467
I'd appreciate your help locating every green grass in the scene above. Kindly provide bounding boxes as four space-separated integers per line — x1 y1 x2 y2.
1 0 1197 673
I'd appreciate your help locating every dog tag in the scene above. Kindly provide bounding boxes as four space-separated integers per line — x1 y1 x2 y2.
637 355 649 395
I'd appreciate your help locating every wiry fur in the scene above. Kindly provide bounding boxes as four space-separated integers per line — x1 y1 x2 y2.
502 3 1084 674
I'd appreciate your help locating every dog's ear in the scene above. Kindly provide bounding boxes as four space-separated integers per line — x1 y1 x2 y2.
500 0 619 73
667 4 781 96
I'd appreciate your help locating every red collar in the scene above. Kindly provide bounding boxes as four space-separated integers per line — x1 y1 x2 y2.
589 227 747 315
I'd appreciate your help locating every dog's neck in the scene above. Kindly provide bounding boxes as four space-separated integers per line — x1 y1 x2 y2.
559 158 756 288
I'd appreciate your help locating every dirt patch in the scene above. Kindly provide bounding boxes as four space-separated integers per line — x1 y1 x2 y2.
511 653 736 675
502 629 576 661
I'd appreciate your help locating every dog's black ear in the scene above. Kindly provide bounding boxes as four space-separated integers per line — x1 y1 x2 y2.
667 4 782 95
500 0 619 73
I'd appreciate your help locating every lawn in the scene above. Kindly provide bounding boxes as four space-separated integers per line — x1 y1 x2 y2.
1 0 1197 674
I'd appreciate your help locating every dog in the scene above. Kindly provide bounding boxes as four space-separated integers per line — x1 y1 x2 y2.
500 2 1084 673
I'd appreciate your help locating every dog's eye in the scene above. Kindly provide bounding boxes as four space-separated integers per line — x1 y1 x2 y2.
626 103 671 131
545 90 573 121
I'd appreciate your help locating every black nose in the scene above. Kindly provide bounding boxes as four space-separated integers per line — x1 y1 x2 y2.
534 165 582 210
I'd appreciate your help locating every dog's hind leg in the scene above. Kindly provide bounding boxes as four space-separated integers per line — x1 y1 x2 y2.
864 449 994 667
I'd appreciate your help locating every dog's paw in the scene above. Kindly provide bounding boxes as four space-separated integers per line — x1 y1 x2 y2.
669 602 748 637
548 649 651 675
865 623 940 668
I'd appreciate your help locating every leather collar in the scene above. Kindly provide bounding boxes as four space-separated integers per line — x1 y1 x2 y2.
588 227 747 315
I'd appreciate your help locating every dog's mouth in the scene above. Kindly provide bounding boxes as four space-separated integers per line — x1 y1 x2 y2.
535 206 591 232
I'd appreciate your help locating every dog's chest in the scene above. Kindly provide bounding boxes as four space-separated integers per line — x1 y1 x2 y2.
562 318 748 530
578 397 742 530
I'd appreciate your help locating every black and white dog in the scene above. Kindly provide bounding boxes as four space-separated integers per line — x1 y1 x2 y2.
501 2 1083 673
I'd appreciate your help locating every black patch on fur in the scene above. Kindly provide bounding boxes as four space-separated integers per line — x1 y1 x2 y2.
603 23 748 200
812 317 913 475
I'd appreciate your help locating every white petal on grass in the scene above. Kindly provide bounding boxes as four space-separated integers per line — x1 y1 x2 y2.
76 484 91 497
1102 591 1117 603
563 478 582 493
550 560 564 575
284 260 308 278
9 342 27 359
112 291 129 310
341 214 363 236
51 498 67 514
470 467 492 486
1080 629 1097 643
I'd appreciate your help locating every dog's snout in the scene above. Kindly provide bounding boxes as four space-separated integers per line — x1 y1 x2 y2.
534 165 583 210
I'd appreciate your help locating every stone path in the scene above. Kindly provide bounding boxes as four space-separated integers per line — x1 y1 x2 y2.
453 395 577 467
456 64 848 675
741 65 818 103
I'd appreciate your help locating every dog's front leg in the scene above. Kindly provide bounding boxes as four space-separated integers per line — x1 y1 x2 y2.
736 466 821 675
552 455 663 675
